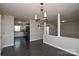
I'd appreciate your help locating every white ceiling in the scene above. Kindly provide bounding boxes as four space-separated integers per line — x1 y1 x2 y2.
0 3 79 22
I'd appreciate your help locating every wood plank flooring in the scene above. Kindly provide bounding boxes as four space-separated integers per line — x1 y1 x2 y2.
1 37 75 56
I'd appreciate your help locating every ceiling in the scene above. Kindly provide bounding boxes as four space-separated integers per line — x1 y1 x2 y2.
0 3 79 22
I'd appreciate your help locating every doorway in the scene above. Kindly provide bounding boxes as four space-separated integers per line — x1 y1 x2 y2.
14 19 30 47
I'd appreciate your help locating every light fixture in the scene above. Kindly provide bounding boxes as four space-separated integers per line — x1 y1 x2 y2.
18 21 22 24
61 20 67 23
61 20 65 23
34 3 48 27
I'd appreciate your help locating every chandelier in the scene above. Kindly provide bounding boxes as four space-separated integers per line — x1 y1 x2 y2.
34 3 48 27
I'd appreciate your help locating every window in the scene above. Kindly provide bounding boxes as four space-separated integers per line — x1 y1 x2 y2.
15 25 21 31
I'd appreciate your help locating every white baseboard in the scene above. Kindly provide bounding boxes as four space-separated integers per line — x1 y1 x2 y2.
44 41 79 56
2 39 41 48
30 39 42 42
2 44 14 48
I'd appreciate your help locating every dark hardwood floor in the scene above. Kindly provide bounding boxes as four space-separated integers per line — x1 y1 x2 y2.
1 37 75 56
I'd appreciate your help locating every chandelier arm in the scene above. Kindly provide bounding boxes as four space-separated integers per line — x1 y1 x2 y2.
34 3 48 28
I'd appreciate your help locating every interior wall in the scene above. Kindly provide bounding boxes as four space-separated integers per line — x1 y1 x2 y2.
48 23 57 36
43 34 79 55
0 14 1 55
43 20 79 56
1 15 14 48
61 20 79 38
30 20 44 42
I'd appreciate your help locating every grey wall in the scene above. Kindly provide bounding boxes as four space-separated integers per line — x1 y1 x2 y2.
61 20 79 38
30 20 44 42
1 15 14 48
48 20 79 38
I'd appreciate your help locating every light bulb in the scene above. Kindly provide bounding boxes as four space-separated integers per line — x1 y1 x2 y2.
44 12 47 17
35 15 37 19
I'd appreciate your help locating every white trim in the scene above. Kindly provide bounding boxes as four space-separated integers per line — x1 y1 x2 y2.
44 41 79 56
2 39 42 48
2 44 14 48
44 22 46 34
57 13 60 37
30 39 42 42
